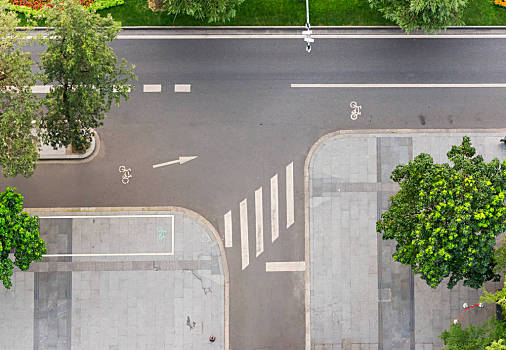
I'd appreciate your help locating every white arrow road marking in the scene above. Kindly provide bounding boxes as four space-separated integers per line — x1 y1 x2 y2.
153 156 198 168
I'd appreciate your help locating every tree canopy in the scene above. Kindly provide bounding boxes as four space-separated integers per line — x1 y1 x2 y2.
368 0 468 33
0 187 46 289
40 0 136 151
377 136 506 289
441 318 506 350
0 7 41 177
161 0 245 23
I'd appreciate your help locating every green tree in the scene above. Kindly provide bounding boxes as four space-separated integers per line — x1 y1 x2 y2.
377 136 506 289
0 187 46 289
487 339 506 350
161 0 244 23
368 0 468 33
441 318 506 350
0 7 41 177
481 244 506 312
482 281 506 311
40 0 136 152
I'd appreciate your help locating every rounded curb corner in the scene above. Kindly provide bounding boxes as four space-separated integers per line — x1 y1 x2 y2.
38 129 101 164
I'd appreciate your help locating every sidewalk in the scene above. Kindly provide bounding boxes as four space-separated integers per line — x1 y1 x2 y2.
309 131 506 350
0 208 226 350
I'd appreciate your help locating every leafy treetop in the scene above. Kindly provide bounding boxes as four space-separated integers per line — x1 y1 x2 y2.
377 136 506 289
40 0 136 151
0 187 46 289
0 7 41 178
368 0 468 33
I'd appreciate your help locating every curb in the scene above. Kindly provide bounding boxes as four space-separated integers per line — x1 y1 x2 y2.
303 128 506 350
22 26 506 36
25 206 230 350
116 26 506 36
38 130 101 164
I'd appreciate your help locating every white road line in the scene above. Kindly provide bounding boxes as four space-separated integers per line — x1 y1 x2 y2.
175 84 191 93
39 215 173 218
115 34 506 40
270 174 279 242
255 187 264 257
39 214 175 256
30 85 133 93
43 252 172 257
143 84 162 92
266 261 306 272
32 85 51 93
240 199 249 270
291 83 506 88
286 162 295 229
224 211 233 248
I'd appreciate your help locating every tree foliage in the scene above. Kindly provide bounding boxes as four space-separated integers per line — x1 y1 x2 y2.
161 0 244 23
0 187 46 289
368 0 468 33
40 0 136 151
0 7 41 177
377 136 506 289
482 281 506 312
487 339 506 350
441 318 506 350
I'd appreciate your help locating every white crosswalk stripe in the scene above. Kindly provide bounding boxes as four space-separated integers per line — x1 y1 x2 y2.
240 199 249 270
270 174 279 242
286 162 295 228
255 187 264 257
224 161 296 270
266 261 305 272
224 211 232 248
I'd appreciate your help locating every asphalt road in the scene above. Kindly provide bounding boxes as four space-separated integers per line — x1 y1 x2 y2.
3 36 506 350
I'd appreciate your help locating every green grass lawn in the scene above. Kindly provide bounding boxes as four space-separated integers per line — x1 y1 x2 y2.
97 0 392 26
12 0 506 27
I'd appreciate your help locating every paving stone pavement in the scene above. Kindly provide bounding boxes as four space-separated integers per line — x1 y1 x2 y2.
310 132 506 350
0 210 225 350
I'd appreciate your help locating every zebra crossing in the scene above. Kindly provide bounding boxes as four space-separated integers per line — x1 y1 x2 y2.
224 162 296 270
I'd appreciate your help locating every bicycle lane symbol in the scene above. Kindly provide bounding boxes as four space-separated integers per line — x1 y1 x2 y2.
350 101 362 120
118 165 132 184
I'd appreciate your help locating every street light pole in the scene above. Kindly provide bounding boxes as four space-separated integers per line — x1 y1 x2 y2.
302 0 313 52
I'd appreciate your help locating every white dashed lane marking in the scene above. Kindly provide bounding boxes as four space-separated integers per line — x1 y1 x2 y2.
143 84 162 92
175 84 191 93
